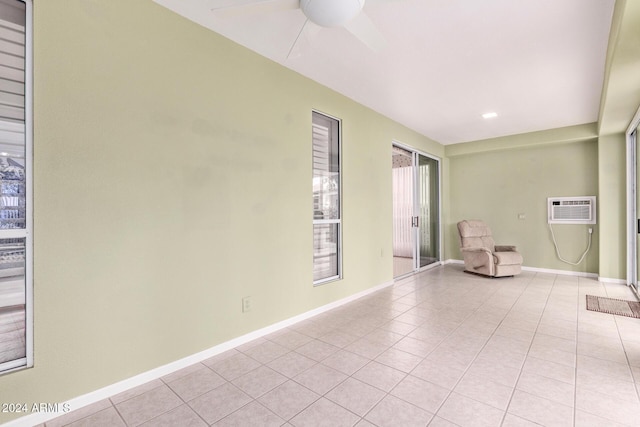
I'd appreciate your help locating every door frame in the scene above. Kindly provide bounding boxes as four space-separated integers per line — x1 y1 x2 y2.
392 141 442 278
625 104 640 295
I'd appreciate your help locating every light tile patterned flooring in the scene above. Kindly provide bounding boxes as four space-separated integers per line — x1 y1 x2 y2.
44 265 640 426
393 256 414 278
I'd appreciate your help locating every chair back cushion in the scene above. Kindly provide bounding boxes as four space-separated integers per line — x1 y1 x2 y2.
457 220 495 252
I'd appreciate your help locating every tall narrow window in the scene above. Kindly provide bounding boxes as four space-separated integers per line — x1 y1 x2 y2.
0 0 31 374
312 111 341 284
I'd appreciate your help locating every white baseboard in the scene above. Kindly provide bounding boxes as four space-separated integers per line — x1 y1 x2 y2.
444 259 599 279
520 265 598 278
598 277 628 285
4 280 394 427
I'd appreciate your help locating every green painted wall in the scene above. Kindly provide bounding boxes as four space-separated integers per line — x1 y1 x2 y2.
446 130 599 275
595 0 640 281
445 123 598 157
597 133 626 279
0 0 443 422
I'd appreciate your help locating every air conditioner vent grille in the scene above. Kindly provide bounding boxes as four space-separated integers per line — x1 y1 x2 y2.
548 197 596 224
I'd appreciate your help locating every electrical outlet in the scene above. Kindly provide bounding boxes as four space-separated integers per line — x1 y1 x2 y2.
242 296 251 313
518 213 526 220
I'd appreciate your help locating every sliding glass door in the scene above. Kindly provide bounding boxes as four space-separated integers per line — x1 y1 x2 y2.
629 127 640 293
392 144 440 278
392 146 415 277
628 122 640 295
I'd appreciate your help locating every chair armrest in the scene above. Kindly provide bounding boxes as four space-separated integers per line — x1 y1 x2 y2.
495 245 517 252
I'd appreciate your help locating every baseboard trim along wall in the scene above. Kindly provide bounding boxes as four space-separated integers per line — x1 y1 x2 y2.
598 277 628 285
445 258 606 280
5 280 395 427
520 265 598 278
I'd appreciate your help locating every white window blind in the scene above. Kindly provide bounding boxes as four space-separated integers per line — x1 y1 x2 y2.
0 2 25 125
0 0 30 375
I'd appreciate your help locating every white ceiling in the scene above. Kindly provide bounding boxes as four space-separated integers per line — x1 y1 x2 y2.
153 0 615 145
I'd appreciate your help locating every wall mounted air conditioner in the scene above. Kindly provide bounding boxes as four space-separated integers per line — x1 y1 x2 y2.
548 196 596 224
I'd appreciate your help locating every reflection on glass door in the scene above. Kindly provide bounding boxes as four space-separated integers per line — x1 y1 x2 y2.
418 155 439 268
628 108 640 296
629 128 640 293
392 144 440 278
392 146 415 277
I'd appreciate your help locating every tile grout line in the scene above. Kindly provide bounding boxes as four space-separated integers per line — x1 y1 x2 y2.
158 373 210 427
358 278 438 423
496 272 561 427
354 276 475 424
603 280 640 414
388 272 536 425
572 275 585 427
108 398 130 427
255 299 397 425
306 278 439 425
402 274 518 422
228 286 411 425
330 277 433 425
573 277 638 425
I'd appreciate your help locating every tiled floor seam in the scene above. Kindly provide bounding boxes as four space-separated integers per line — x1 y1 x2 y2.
157 379 211 427
493 272 560 427
109 401 131 427
592 276 640 422
470 273 540 416
604 279 640 418
572 276 584 427
255 316 392 424
351 272 509 425
246 338 375 424
410 272 539 425
278 376 337 421
575 276 640 427
344 275 553 424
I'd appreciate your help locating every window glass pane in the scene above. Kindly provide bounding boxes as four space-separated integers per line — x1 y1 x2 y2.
0 157 25 229
0 0 28 373
313 223 338 281
0 0 26 231
0 236 25 364
312 111 340 284
312 113 339 220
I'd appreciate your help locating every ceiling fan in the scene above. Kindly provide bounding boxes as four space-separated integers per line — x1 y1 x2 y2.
210 0 389 58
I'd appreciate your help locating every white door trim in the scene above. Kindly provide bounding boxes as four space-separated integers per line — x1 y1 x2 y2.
625 104 640 291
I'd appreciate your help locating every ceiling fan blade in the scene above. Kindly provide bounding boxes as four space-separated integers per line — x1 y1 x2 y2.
211 0 299 19
287 19 315 59
343 12 387 52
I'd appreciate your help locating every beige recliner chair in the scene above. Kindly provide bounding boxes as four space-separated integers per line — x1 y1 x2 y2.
457 220 523 277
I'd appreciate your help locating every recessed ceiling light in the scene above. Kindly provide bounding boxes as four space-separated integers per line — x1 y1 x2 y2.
482 112 498 119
